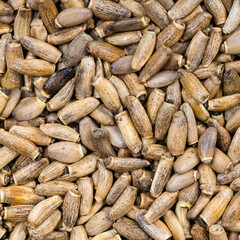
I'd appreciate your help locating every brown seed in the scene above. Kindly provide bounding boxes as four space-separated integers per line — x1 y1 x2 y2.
5 43 24 87
14 8 32 42
88 0 131 21
109 76 130 107
132 30 156 71
0 89 20 120
144 191 178 224
211 148 233 174
185 31 209 71
198 127 217 164
70 226 88 240
167 111 187 156
37 0 59 33
115 111 142 154
217 163 240 185
223 0 240 34
204 0 227 25
146 88 165 125
48 24 86 45
21 36 62 64
203 76 222 100
119 73 147 101
9 125 51 146
104 156 150 172
0 15 14 24
101 125 126 149
181 12 212 42
63 33 93 67
132 169 152 192
12 58 55 77
47 78 75 112
144 70 179 88
48 142 85 163
163 210 185 240
35 180 77 197
198 164 216 196
221 191 240 227
62 190 80 232
93 128 116 158
136 209 172 240
3 205 34 222
95 159 113 203
150 152 174 198
12 158 49 185
156 21 185 49
38 161 66 183
155 101 177 140
79 117 98 151
201 27 222 67
200 187 233 226
163 52 185 70
92 76 122 114
230 177 240 191
12 97 45 122
110 56 137 75
55 8 92 28
28 195 63 228
173 147 200 174
142 0 170 29
88 41 125 63
67 153 98 178
41 68 75 98
168 0 202 20
40 123 80 143
75 56 95 100
187 193 212 220
8 222 27 240
94 21 115 38
178 68 209 104
194 62 224 80
166 80 182 109
136 192 154 209
108 186 137 221
208 94 240 112
228 127 240 164
221 30 240 55
77 201 104 225
57 97 100 125
139 44 172 83
0 1 14 15
85 207 113 236
215 53 234 63
113 217 151 240
0 33 12 74
0 129 40 160
126 95 153 138
206 118 231 153
180 103 198 145
112 17 150 33
0 186 44 205
141 144 167 161
29 209 61 238
106 31 142 47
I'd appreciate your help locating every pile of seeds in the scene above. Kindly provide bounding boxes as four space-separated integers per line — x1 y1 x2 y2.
0 0 240 239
